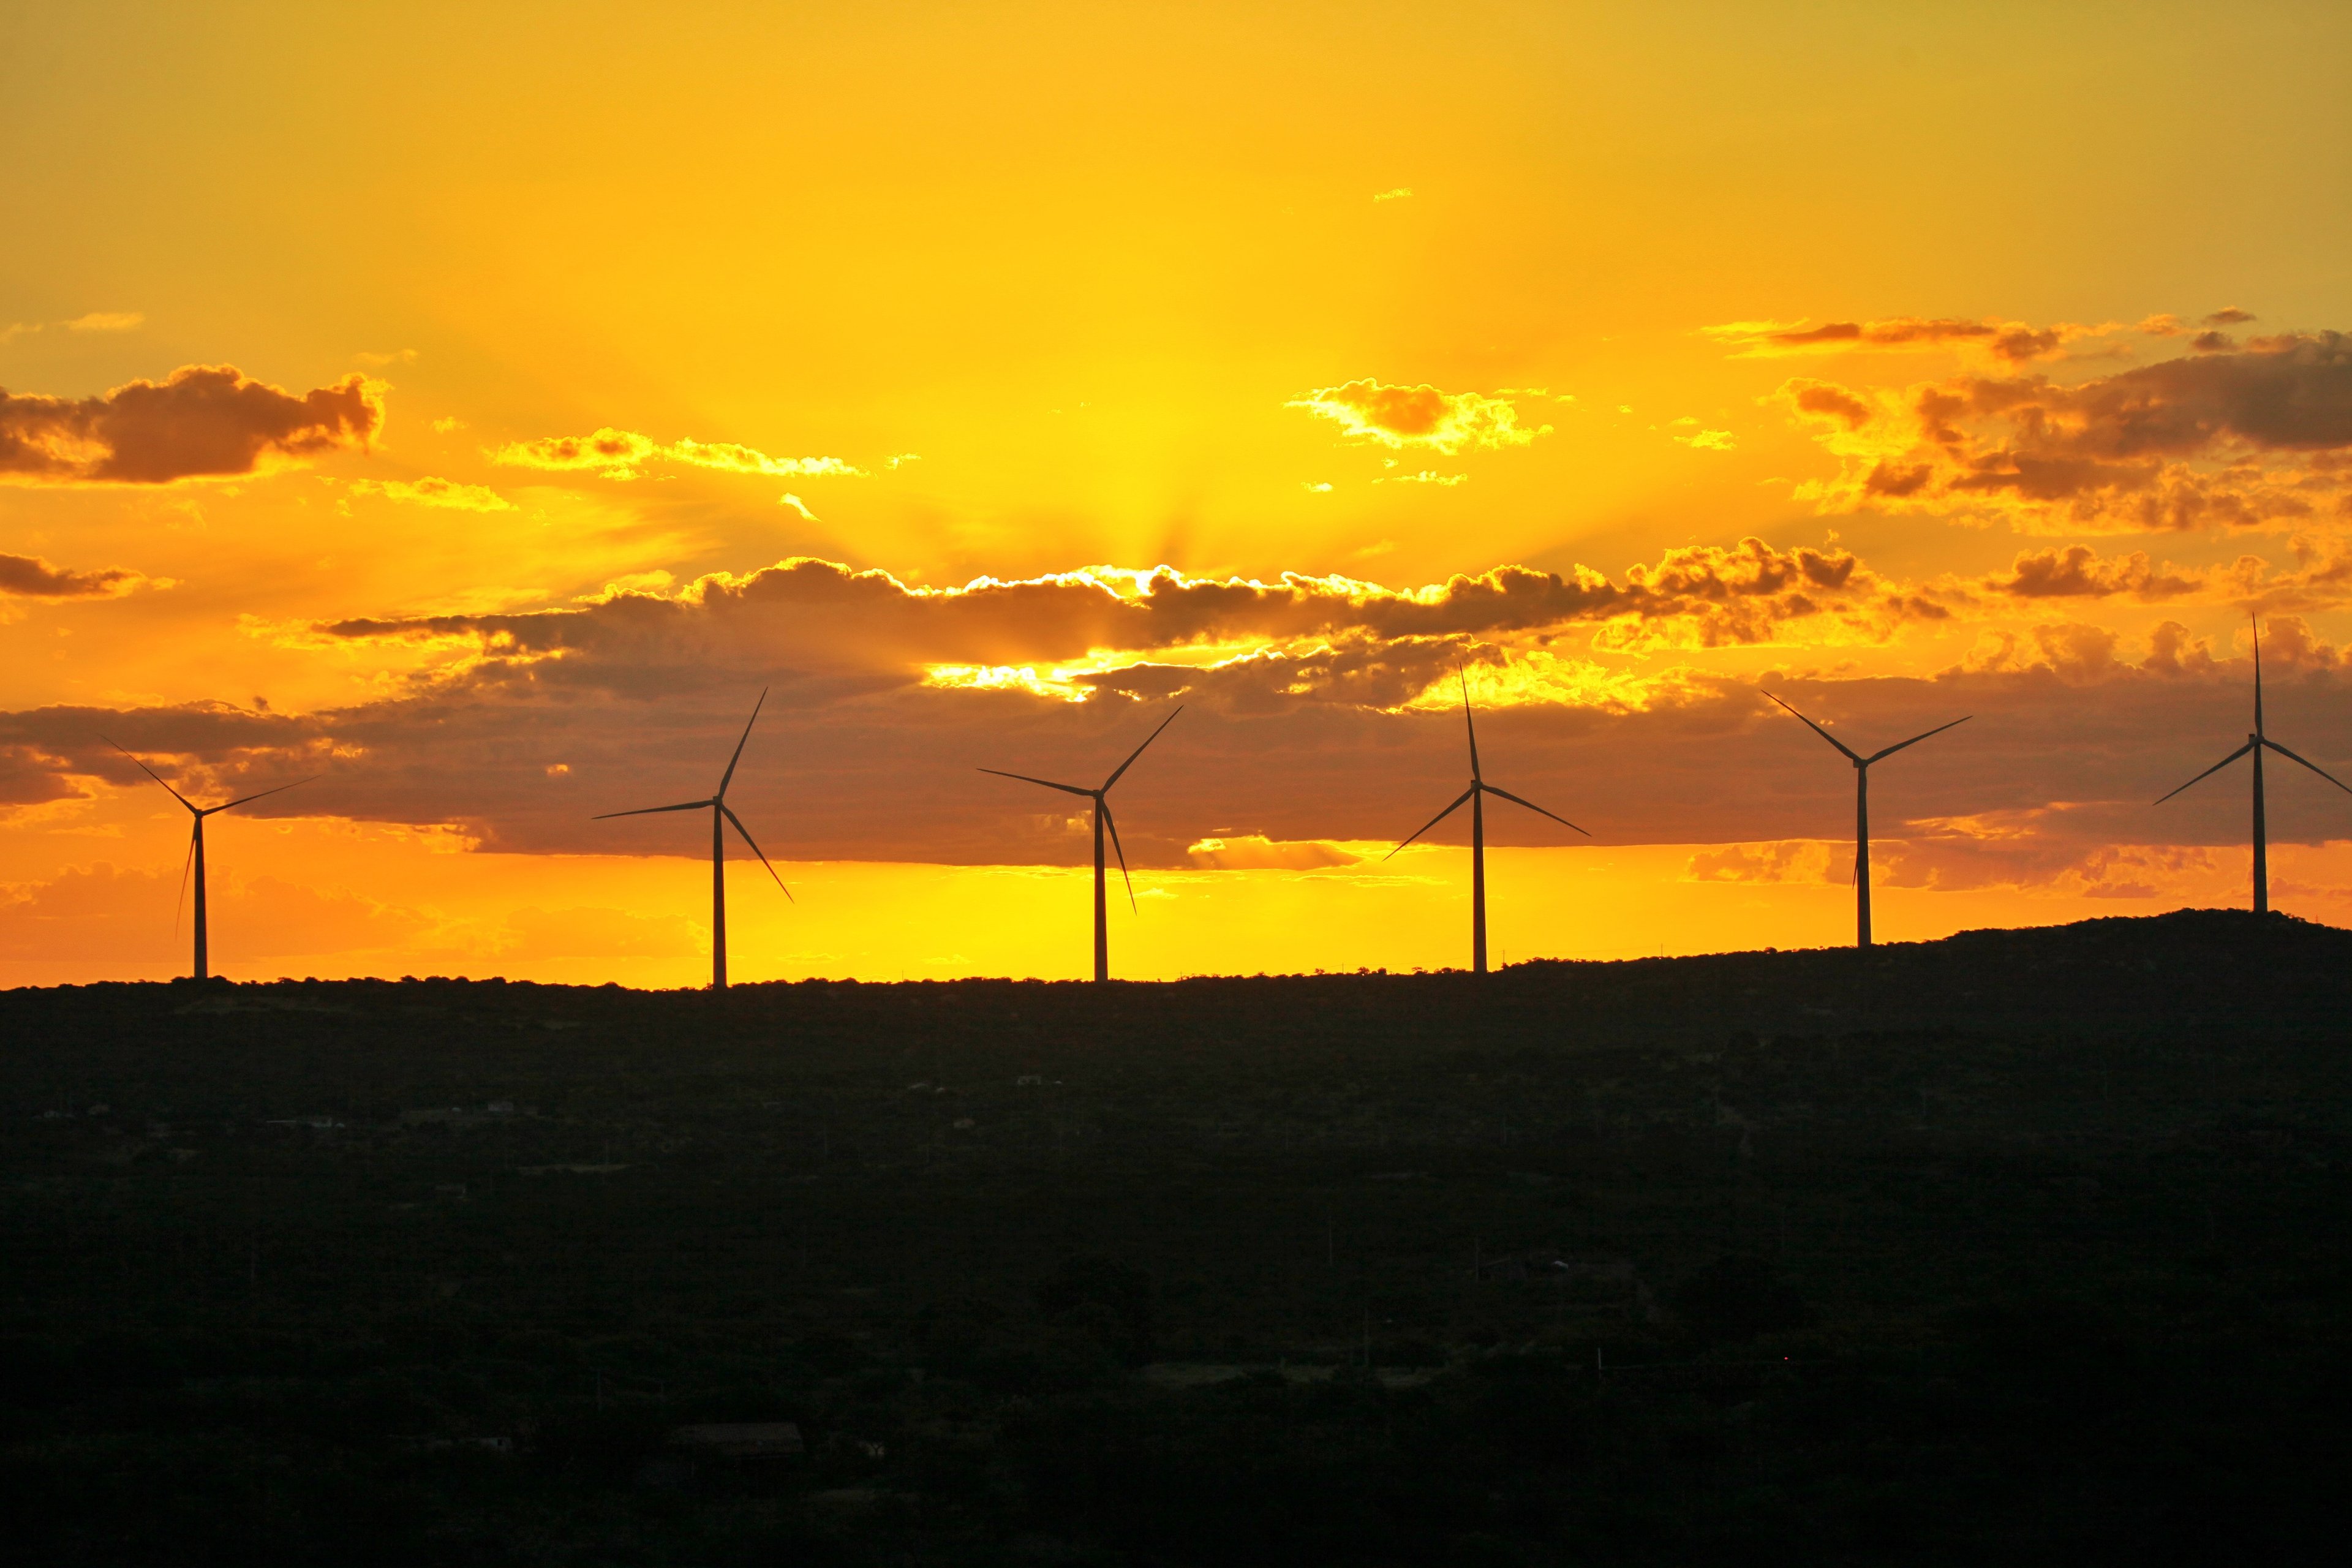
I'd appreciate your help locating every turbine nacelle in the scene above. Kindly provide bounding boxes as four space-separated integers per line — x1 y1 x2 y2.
591 689 791 989
101 735 318 980
981 705 1183 976
1385 671 1589 973
2154 619 2351 916
1762 690 1969 948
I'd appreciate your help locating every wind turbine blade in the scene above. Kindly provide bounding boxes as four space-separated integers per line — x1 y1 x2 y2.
2154 741 2255 805
2252 614 2264 739
1761 692 1862 763
1100 798 1137 913
1866 715 1970 765
716 687 769 799
1101 704 1183 791
211 775 318 815
1480 782 1593 837
978 767 1098 799
173 824 196 936
102 736 197 812
592 799 714 819
1383 786 1477 862
1460 668 1481 782
2263 738 2352 799
720 804 794 902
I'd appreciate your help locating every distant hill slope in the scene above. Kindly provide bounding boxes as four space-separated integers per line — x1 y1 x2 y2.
1493 907 2352 1040
6 908 2347 1046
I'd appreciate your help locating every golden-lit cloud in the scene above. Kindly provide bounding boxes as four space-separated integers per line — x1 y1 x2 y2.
1774 331 2352 532
349 476 514 511
489 426 861 481
0 365 383 484
1289 380 1548 454
0 552 148 599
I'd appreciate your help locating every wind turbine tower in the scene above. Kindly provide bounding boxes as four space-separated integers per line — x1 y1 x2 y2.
105 740 314 981
981 706 1182 982
1763 692 1968 949
2156 617 2352 914
594 689 790 989
1385 673 1589 974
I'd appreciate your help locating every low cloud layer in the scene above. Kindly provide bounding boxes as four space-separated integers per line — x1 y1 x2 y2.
9 541 2351 891
0 364 384 484
304 543 1928 699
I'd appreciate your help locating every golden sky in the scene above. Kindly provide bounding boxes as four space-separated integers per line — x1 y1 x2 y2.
6 1 2352 983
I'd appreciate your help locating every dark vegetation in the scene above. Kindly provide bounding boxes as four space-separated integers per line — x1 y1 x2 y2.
3 908 2349 1564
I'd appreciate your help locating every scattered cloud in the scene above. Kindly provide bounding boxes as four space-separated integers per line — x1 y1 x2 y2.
1705 315 2102 364
1373 187 1412 202
1378 469 1468 486
349 476 513 511
1772 331 2352 532
1288 379 1550 454
430 416 467 434
489 426 862 481
1671 423 1736 450
0 364 384 485
2204 307 2256 326
0 553 148 599
355 348 419 366
778 492 819 521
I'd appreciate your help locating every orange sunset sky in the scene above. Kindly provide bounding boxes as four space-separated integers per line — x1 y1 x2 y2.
5 0 2352 986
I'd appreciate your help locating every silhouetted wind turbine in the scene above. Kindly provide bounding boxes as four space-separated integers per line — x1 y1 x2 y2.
2155 616 2352 915
981 706 1182 982
1385 673 1589 974
1763 692 1967 949
104 739 314 981
594 689 790 990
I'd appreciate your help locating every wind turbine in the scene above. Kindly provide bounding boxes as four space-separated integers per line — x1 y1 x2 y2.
104 739 314 981
1763 692 1968 949
981 706 1182 982
2155 616 2352 915
1385 673 1589 974
594 689 790 990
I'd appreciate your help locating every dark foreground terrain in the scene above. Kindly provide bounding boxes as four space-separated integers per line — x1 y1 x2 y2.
4 908 2350 1565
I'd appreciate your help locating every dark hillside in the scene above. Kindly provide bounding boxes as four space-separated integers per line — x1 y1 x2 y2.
2 910 2347 1565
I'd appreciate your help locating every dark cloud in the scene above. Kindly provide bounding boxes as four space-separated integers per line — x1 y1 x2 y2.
1983 545 2214 601
0 553 145 598
0 365 383 484
2204 307 2257 326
